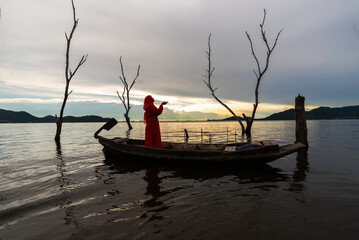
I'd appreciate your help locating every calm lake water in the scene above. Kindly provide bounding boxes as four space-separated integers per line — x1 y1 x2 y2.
0 120 358 240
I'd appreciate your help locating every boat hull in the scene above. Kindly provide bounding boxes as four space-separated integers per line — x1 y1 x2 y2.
97 137 306 165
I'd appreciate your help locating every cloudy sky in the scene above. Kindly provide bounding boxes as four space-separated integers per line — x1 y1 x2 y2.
1 0 358 120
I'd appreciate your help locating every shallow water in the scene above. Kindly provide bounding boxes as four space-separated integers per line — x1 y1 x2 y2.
0 120 358 240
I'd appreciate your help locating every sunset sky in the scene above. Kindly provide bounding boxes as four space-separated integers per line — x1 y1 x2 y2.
1 0 359 120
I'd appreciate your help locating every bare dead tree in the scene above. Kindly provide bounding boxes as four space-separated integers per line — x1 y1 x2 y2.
116 56 140 130
243 9 283 136
203 34 246 135
203 10 282 138
55 0 88 142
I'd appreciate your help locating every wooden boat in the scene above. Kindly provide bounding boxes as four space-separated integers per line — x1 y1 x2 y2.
97 136 306 165
94 118 307 165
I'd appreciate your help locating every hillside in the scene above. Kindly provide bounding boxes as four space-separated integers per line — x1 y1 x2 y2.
0 109 111 123
2 105 359 123
219 105 359 121
264 105 359 120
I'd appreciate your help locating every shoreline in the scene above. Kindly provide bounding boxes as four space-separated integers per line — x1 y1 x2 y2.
1 118 359 124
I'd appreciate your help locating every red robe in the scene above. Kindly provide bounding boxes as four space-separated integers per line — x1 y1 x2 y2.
144 96 163 148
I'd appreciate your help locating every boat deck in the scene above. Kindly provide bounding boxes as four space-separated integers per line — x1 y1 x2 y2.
114 138 280 152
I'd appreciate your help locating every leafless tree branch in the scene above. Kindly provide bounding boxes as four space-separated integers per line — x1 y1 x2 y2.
55 0 87 142
201 10 282 138
246 31 261 75
117 56 140 130
203 34 245 135
244 9 283 136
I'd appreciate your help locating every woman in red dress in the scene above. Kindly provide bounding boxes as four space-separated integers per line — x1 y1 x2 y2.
143 95 167 148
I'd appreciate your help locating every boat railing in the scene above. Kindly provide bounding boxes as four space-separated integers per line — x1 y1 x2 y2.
161 128 243 143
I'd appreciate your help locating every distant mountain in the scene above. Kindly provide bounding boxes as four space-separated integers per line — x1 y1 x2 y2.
214 116 250 121
0 109 111 123
0 109 41 123
264 105 359 120
61 115 112 122
264 109 296 120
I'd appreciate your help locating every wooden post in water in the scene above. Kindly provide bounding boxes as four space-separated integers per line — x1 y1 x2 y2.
184 129 189 142
295 94 308 148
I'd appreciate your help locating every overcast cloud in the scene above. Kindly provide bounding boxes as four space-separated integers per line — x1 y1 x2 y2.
0 0 358 120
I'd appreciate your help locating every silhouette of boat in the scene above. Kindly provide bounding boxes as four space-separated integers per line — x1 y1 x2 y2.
96 136 305 164
94 118 306 165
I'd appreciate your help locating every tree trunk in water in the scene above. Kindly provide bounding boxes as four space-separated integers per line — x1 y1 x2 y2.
124 113 132 130
234 118 245 136
242 113 252 139
295 94 308 148
55 92 67 142
55 117 63 142
244 122 252 140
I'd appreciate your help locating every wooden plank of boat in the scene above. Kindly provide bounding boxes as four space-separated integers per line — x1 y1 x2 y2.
97 136 306 164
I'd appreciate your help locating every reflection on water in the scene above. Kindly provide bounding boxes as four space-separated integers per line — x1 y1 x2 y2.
286 150 310 194
1 121 359 240
293 150 309 186
55 141 81 231
103 153 288 183
144 169 162 198
100 140 312 232
55 141 68 194
142 169 169 223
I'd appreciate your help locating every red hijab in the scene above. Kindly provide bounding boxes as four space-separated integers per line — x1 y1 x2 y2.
143 95 154 124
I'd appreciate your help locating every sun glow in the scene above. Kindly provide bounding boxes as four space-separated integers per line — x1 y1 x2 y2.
0 77 318 119
0 93 318 118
